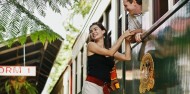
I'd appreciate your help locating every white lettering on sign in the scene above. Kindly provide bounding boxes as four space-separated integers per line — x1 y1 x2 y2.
0 66 36 76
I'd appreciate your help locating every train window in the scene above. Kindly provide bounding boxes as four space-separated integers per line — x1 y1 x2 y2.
118 14 128 38
118 17 122 53
118 0 123 17
105 31 112 49
105 5 111 31
153 0 168 22
118 17 122 38
98 16 103 23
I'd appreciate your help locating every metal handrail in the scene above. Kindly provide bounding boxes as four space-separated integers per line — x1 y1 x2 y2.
132 0 189 49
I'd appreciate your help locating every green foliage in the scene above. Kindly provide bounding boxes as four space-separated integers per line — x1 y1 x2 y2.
69 0 93 18
1 79 38 94
45 0 94 93
63 0 93 47
25 81 38 94
30 30 59 44
9 0 72 17
18 35 27 45
62 0 93 34
0 0 94 93
30 31 39 44
6 38 16 48
0 0 93 46
0 0 70 45
0 24 5 41
5 81 11 94
65 23 80 33
1 29 59 48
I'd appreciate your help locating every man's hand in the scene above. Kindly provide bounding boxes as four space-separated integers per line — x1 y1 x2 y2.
135 32 142 42
125 29 142 43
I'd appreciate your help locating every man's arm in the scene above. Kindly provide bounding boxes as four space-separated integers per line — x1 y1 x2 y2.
126 29 143 43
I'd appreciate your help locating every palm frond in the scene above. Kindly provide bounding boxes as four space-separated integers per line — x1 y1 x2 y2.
0 0 73 46
0 24 6 41
48 0 61 13
0 4 12 26
56 0 70 8
33 0 46 17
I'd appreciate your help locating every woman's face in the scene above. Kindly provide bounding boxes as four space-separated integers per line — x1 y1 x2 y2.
89 25 105 41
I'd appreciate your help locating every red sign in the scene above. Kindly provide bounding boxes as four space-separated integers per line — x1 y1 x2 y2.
0 66 36 76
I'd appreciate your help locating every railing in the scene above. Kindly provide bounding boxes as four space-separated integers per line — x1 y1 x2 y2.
132 0 189 49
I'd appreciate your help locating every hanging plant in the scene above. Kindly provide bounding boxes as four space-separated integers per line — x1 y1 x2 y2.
2 76 38 94
0 64 38 94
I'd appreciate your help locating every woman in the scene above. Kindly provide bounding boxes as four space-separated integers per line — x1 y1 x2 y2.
82 22 134 94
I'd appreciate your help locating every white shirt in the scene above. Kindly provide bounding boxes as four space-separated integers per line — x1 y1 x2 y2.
128 14 142 31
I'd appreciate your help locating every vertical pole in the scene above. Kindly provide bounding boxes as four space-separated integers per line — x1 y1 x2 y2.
23 44 25 66
121 0 126 93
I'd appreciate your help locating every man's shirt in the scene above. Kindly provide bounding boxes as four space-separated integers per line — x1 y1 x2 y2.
128 14 142 31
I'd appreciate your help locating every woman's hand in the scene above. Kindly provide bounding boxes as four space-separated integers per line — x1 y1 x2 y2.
123 30 135 42
123 30 135 38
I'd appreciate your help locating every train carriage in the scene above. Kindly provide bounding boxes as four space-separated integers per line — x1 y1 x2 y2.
52 0 190 94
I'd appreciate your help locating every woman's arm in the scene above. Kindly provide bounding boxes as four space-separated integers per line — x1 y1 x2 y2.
112 40 131 61
88 31 133 56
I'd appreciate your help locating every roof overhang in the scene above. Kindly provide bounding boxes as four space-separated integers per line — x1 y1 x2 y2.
0 36 63 93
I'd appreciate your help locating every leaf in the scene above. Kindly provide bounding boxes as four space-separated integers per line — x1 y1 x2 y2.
34 0 46 17
0 24 5 32
5 81 10 94
18 35 27 45
46 30 59 43
6 38 16 47
25 81 38 94
0 24 5 41
49 1 61 13
4 79 38 94
39 30 47 44
30 31 39 43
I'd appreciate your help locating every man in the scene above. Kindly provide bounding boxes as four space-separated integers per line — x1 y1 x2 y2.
123 0 147 61
123 0 143 42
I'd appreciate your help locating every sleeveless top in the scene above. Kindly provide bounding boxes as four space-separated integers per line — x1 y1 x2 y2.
87 54 114 83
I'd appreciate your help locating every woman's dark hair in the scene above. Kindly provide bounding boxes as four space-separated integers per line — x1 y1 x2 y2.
89 22 107 34
89 22 109 49
128 0 142 5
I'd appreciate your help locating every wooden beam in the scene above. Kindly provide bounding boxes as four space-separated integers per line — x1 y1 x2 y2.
36 42 48 83
0 50 41 64
41 62 52 71
49 43 60 50
19 59 40 65
39 67 49 74
46 50 56 58
0 41 41 55
44 56 53 64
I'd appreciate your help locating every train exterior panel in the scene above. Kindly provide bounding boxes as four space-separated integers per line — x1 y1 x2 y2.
52 0 190 94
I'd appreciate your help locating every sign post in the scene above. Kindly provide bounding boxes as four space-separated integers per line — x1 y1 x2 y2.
0 66 36 76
